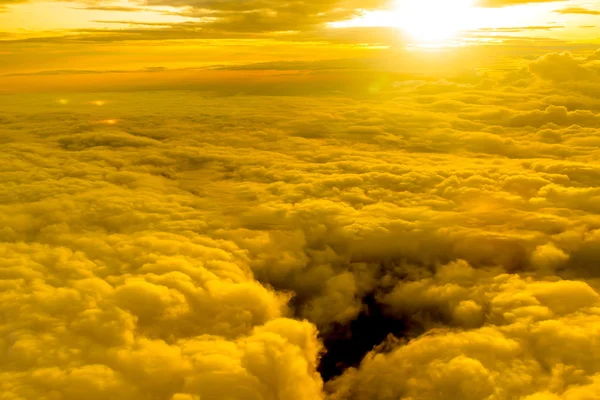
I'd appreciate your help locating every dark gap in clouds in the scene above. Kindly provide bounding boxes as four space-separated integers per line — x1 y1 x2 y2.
316 292 408 382
313 262 461 383
284 258 460 384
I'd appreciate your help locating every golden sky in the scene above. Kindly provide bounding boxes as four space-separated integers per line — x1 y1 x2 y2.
0 0 599 77
2 1 600 400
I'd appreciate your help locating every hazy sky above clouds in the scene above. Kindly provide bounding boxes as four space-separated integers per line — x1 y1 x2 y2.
0 0 599 76
2 1 600 400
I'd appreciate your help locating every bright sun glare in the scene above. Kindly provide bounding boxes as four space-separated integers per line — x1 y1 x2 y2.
393 0 477 42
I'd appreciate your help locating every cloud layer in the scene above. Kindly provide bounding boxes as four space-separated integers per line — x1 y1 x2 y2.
2 49 600 399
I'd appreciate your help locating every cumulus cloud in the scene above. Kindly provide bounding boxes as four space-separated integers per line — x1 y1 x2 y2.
327 261 600 400
3 49 600 400
528 51 600 82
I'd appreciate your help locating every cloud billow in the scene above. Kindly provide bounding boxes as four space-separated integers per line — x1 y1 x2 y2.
2 51 600 399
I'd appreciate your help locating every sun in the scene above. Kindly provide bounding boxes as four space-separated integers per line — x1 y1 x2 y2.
393 0 477 42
